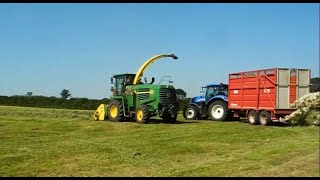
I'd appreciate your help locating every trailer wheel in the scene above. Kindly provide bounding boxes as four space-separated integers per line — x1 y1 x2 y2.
108 100 124 122
259 110 273 126
135 105 150 124
208 100 228 121
248 110 259 125
183 105 198 120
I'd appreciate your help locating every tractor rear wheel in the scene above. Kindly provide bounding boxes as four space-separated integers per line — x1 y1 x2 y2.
208 100 228 121
135 105 150 124
183 104 198 120
108 100 124 122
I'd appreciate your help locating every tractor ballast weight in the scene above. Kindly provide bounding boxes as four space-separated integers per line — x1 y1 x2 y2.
94 54 179 124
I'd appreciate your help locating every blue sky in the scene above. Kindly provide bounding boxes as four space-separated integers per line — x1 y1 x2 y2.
0 3 319 99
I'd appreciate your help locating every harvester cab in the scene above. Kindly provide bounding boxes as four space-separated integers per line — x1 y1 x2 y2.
183 83 229 121
94 54 179 124
110 73 136 96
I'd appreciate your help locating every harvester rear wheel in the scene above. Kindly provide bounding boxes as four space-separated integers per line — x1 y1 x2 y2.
163 114 177 124
135 105 150 124
168 116 177 124
108 100 124 122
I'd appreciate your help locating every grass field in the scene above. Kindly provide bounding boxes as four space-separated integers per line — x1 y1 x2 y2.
0 105 319 177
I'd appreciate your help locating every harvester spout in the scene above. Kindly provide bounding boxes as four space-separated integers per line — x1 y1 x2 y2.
133 54 178 85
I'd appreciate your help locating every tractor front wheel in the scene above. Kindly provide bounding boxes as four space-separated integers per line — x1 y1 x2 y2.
108 100 124 122
183 104 198 120
135 105 150 124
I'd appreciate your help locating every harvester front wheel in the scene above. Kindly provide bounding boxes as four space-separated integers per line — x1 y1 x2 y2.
135 105 150 124
108 100 124 122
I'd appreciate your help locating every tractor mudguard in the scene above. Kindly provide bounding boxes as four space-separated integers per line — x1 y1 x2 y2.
188 103 200 110
207 95 228 104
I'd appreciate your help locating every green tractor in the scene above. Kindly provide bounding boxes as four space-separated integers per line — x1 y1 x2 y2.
94 54 179 124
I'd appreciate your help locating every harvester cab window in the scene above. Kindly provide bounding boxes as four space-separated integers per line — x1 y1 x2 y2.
114 76 125 95
124 75 135 86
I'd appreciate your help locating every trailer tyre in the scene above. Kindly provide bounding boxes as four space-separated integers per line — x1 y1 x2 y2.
183 104 198 120
208 100 228 121
259 110 273 126
135 105 150 124
248 110 260 125
108 100 124 122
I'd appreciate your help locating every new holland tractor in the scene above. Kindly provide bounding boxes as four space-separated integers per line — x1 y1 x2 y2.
94 54 179 124
183 83 231 121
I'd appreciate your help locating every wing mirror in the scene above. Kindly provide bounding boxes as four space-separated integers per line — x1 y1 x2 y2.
150 77 155 84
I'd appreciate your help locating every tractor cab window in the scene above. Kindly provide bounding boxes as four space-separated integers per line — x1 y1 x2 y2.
205 86 216 99
205 85 228 99
218 85 228 96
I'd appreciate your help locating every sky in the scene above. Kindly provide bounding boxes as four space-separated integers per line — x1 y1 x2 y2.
0 3 319 99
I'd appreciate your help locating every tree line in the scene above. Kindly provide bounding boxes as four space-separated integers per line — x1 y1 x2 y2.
0 89 190 111
0 95 110 110
0 79 318 111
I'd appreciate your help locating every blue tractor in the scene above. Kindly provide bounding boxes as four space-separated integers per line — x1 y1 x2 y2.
183 83 230 121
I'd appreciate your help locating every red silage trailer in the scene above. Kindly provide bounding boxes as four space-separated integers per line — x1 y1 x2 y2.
228 68 311 126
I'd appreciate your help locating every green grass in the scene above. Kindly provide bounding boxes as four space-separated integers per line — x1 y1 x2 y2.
0 105 319 177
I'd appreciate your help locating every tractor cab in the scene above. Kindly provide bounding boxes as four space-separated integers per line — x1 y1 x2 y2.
111 73 136 96
204 83 228 101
